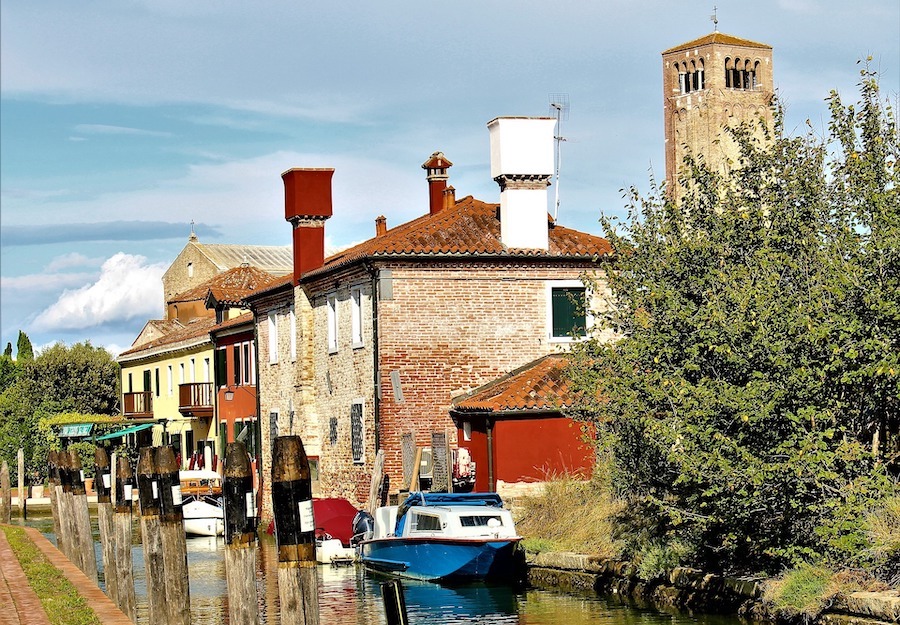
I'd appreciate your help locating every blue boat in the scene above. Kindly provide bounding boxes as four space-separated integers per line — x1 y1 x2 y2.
354 492 524 582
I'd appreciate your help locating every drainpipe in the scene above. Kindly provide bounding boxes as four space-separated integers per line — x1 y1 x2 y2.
364 262 380 453
486 418 495 492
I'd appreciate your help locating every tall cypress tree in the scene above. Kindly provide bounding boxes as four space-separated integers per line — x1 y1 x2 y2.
16 331 34 361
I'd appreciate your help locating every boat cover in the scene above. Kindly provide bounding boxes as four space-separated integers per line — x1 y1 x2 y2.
395 492 504 535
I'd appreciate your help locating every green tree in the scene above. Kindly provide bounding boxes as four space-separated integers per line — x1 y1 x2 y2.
3 343 12 358
568 66 898 575
16 331 33 362
0 341 120 484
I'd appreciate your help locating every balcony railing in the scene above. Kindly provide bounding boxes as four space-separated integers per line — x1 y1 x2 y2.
123 392 153 419
179 382 214 418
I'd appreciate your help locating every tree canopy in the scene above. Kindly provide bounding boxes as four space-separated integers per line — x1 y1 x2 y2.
0 341 120 483
568 66 899 575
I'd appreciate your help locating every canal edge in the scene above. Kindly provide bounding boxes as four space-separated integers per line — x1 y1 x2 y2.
526 552 899 625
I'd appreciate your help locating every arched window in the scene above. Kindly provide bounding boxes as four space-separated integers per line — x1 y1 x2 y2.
725 57 733 88
698 58 705 90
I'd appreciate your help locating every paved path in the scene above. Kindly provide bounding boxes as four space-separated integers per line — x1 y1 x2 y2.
0 524 133 625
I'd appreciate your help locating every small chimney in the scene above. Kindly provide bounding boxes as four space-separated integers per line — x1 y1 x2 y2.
375 215 387 237
487 117 556 250
442 185 456 211
422 151 453 215
282 168 334 284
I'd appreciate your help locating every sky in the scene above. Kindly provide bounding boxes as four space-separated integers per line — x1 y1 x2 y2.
1 1 898 357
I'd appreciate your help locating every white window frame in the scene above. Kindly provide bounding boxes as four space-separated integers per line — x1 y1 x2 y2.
189 358 196 382
167 365 174 397
268 312 278 364
326 294 338 354
289 306 297 362
546 280 593 343
350 286 364 348
204 357 210 383
179 362 185 385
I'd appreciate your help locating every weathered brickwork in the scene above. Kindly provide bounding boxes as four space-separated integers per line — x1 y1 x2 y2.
299 259 613 503
662 35 774 195
161 243 221 314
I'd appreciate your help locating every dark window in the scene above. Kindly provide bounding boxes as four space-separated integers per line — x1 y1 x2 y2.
460 515 502 527
329 417 338 446
143 369 151 392
155 368 160 397
233 345 241 385
215 348 227 388
219 422 228 457
351 402 363 463
128 373 133 393
412 513 442 531
551 287 586 338
242 343 251 384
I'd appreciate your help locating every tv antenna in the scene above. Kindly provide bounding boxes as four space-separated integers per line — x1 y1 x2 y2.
549 93 569 221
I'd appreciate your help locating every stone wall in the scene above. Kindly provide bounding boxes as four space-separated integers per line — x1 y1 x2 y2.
528 552 899 624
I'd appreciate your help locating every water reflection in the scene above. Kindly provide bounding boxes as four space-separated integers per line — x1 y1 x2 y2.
20 512 741 625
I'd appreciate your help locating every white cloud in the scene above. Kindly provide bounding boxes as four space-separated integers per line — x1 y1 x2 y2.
31 253 166 331
1 271 98 292
44 252 103 272
72 124 173 137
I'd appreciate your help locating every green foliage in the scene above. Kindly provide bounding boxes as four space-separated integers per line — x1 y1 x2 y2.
636 539 689 581
0 342 120 485
0 354 21 393
568 66 899 575
764 563 833 618
3 342 12 358
16 330 34 361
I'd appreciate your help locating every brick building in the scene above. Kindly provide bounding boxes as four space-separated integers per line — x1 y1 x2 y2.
249 117 616 521
662 31 775 197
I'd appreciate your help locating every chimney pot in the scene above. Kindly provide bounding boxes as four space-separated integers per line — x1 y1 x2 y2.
442 186 456 210
375 215 387 237
282 168 334 284
422 151 453 215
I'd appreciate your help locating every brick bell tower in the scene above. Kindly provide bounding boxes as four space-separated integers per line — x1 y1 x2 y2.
662 29 775 198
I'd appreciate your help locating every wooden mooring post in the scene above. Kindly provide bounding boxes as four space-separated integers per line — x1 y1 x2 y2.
113 454 137 622
17 448 25 517
0 459 10 523
137 446 166 625
381 578 409 625
157 445 191 625
223 441 259 625
272 435 319 625
47 451 62 540
69 446 99 583
94 447 118 605
53 450 73 559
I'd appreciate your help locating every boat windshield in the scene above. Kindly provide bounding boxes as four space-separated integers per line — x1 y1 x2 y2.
459 515 502 527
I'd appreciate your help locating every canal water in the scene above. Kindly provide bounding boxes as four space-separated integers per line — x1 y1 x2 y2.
20 512 743 625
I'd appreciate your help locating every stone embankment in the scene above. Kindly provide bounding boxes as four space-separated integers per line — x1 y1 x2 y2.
527 552 899 625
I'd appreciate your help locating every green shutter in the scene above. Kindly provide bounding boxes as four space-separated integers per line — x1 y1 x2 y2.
215 348 227 388
552 287 586 338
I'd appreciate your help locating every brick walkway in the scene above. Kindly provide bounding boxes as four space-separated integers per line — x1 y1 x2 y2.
0 525 133 625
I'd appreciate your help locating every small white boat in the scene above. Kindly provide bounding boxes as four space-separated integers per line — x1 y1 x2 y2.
179 469 224 536
182 497 224 536
316 536 356 565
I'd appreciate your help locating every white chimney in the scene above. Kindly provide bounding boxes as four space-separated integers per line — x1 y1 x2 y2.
487 116 556 250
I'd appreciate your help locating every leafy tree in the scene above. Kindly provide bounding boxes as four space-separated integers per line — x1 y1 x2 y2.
0 342 120 484
568 66 898 575
3 343 11 358
15 331 33 361
0 355 20 393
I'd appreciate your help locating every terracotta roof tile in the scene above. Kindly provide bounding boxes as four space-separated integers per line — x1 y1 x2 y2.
452 354 576 413
305 196 612 279
210 311 255 334
663 31 771 54
117 316 217 360
171 265 277 304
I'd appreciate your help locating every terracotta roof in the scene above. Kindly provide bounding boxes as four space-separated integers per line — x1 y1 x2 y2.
117 316 217 360
195 243 292 275
662 31 771 54
210 311 255 334
242 274 294 303
171 265 277 304
305 195 612 279
451 354 575 413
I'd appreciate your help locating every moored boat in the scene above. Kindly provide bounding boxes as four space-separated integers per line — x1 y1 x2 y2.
180 469 225 536
354 492 523 582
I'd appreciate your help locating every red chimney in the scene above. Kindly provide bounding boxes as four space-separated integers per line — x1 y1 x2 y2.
442 185 456 211
421 152 452 215
282 168 334 284
375 215 387 237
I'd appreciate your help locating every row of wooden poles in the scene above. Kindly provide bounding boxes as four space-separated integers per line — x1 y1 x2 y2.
0 438 409 625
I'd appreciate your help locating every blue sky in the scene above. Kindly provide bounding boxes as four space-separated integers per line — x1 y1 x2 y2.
2 0 898 356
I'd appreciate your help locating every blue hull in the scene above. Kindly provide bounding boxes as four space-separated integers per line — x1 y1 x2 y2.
359 537 522 582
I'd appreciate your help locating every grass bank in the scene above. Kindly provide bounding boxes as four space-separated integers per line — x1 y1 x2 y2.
0 525 101 625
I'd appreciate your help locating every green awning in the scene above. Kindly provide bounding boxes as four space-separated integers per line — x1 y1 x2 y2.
59 423 93 437
95 423 155 441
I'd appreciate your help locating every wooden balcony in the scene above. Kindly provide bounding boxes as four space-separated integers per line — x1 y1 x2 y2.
179 382 214 418
123 391 153 419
